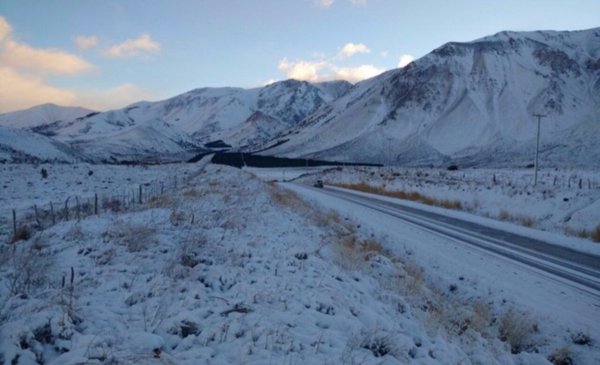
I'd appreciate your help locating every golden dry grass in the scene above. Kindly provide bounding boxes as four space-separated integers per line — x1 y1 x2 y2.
332 183 462 211
592 225 600 242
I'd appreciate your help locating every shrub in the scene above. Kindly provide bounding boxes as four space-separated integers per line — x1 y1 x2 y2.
592 225 600 243
498 210 510 221
498 310 537 353
571 331 592 345
548 347 573 365
11 225 31 243
4 243 54 296
519 216 536 228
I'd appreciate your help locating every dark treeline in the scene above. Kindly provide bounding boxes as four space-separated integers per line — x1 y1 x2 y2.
189 152 381 168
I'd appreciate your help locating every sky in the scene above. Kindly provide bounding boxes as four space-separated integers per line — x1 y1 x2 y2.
0 0 599 113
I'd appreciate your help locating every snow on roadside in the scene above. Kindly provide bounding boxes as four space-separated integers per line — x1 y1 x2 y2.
289 166 600 243
286 182 600 365
0 164 590 364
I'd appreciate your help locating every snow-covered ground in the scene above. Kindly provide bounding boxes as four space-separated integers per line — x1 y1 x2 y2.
1 163 598 364
0 163 202 241
274 166 600 242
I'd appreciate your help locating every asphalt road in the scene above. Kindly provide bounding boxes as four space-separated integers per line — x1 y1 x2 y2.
302 184 600 297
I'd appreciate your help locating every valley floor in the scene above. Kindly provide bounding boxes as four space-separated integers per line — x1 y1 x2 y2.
0 163 598 364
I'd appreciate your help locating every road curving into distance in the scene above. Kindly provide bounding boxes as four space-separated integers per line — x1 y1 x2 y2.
296 183 600 299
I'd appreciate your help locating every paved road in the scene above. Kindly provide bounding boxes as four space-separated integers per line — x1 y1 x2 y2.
300 184 600 297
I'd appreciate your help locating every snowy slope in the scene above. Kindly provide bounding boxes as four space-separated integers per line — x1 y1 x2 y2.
0 125 83 163
3 164 595 364
0 103 95 131
266 28 600 168
40 79 351 160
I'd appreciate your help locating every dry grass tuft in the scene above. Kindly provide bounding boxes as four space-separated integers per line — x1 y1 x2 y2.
108 221 157 252
548 346 573 365
11 225 31 243
332 183 463 212
498 210 510 221
592 225 600 243
147 194 174 208
565 225 600 243
519 216 536 228
183 187 202 198
499 309 538 354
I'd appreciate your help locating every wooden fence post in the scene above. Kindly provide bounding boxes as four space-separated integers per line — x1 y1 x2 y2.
94 193 98 215
34 205 40 226
12 209 16 235
138 184 142 204
64 198 70 221
50 201 56 225
76 197 81 221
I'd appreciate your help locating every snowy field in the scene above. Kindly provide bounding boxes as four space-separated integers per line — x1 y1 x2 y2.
1 163 598 364
0 163 202 241
265 166 600 243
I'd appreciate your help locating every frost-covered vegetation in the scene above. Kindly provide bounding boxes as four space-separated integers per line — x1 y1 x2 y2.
0 163 598 364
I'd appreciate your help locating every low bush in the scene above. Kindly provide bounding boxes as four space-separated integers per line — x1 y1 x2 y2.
498 310 538 353
548 347 573 365
11 225 31 243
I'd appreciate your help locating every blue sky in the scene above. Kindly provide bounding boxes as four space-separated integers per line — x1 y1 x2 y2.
0 0 599 112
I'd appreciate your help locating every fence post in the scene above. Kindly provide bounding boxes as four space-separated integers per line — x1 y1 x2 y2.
12 209 16 236
64 198 70 221
138 184 143 204
50 201 56 225
76 197 81 221
34 205 40 226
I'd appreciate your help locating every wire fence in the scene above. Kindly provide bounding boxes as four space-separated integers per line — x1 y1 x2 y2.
4 174 187 243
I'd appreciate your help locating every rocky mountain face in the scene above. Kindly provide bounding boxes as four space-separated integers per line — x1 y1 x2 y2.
2 28 598 167
265 28 600 168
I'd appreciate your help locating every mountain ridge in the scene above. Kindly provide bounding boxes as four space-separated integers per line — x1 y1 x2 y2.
1 27 598 167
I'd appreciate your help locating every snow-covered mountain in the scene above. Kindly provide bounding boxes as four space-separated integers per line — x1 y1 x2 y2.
0 125 83 163
26 79 351 161
0 103 95 131
266 28 600 168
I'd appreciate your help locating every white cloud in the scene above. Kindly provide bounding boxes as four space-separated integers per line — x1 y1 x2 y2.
0 16 157 113
398 54 415 68
333 64 384 83
75 35 98 50
278 57 384 84
0 67 157 113
0 16 93 76
349 0 368 6
1 40 94 75
339 42 370 58
278 58 328 83
0 16 11 42
104 33 160 58
316 0 335 8
0 67 76 112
